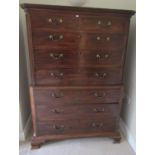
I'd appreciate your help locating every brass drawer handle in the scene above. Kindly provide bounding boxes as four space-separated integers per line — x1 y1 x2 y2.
96 54 101 58
95 72 107 78
59 18 63 23
48 18 52 23
93 108 105 113
96 36 101 41
94 92 106 97
51 109 64 114
49 34 53 40
48 18 63 24
50 72 64 78
48 34 63 41
107 21 112 26
106 37 110 41
75 14 80 18
104 54 109 58
91 122 104 128
96 53 109 59
50 53 63 60
59 35 64 39
53 125 65 130
51 92 64 98
98 20 102 25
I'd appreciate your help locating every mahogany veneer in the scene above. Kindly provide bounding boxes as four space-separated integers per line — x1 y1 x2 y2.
21 3 135 149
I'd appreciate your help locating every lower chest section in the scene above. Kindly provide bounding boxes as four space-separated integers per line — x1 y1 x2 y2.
31 86 123 136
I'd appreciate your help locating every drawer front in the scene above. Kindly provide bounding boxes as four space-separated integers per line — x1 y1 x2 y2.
36 117 117 136
32 86 123 105
85 33 125 49
30 10 79 30
34 68 122 86
32 30 80 48
34 49 123 68
33 30 125 49
82 49 124 67
34 49 79 68
36 104 119 121
80 15 128 33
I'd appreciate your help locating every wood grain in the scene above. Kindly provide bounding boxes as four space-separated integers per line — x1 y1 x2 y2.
34 67 122 86
32 86 124 105
36 103 119 121
36 117 118 136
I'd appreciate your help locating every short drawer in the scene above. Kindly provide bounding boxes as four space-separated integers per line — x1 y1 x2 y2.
36 117 118 136
85 33 125 49
34 68 122 86
36 103 119 121
34 48 79 68
30 10 80 31
81 49 124 67
80 15 128 33
32 30 80 48
31 86 123 105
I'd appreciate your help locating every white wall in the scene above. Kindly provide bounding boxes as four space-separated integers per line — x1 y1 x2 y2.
122 15 136 139
121 15 136 151
20 0 135 10
19 0 136 150
19 9 31 141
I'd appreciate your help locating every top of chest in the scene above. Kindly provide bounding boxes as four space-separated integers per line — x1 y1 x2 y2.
21 4 135 19
21 3 135 16
21 4 135 33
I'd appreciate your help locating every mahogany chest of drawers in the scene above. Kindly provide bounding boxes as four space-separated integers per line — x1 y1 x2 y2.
21 3 135 149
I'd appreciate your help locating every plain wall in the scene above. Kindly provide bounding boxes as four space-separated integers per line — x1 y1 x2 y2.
19 10 31 141
122 15 136 140
19 0 136 145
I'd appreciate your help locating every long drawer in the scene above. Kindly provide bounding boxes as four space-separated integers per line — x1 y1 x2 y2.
30 9 128 33
36 103 119 121
34 68 122 86
36 117 118 136
31 86 123 105
34 48 124 68
32 30 125 49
